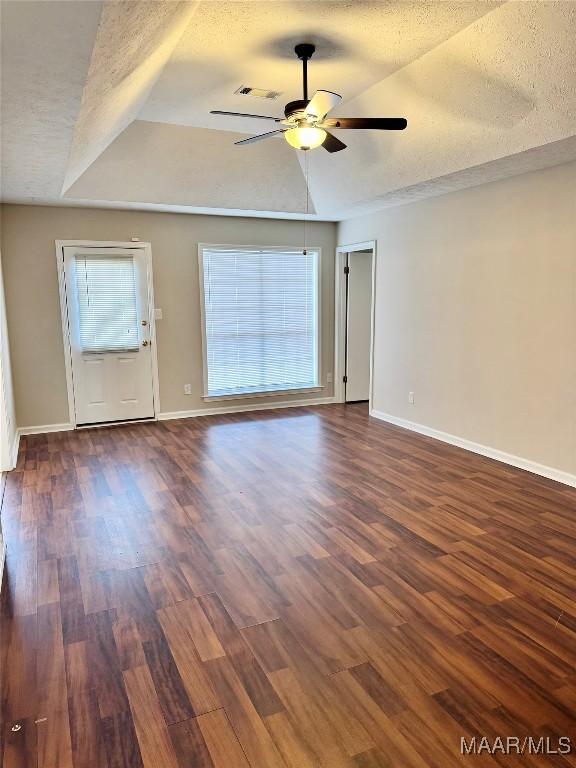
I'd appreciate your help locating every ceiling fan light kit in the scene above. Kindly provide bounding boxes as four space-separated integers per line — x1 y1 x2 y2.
285 125 327 150
211 43 407 153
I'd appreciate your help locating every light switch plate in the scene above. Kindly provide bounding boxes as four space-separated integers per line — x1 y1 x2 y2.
154 308 163 320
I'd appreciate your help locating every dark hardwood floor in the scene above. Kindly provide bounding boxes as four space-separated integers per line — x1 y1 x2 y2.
1 403 576 767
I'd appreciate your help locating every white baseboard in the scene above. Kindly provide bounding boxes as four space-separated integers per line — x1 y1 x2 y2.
18 422 74 436
158 396 336 421
14 399 337 438
9 429 19 469
370 409 576 489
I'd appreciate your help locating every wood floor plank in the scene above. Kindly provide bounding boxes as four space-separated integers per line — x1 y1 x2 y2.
85 610 130 719
143 553 193 610
198 593 284 718
4 614 38 724
36 708 73 768
100 710 145 768
268 666 367 767
57 557 86 645
203 656 287 768
10 550 37 618
156 605 220 716
112 614 146 672
264 711 317 768
160 599 225 663
67 688 107 768
2 403 576 768
36 603 68 719
168 718 214 768
123 664 180 768
36 560 59 608
196 709 250 768
142 635 195 725
329 669 430 768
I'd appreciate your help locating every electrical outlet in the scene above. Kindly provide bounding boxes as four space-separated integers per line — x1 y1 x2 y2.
184 384 192 395
326 372 333 383
408 391 415 404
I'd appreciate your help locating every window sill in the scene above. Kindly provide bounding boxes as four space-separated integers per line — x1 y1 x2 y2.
203 386 324 403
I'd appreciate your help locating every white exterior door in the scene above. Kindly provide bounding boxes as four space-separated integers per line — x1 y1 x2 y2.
63 246 156 425
346 250 373 402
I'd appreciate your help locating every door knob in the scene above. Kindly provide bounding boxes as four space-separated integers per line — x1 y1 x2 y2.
142 340 149 347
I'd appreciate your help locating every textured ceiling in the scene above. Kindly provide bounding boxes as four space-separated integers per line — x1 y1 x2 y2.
62 0 199 192
304 0 576 216
1 0 575 220
0 0 103 201
140 0 500 132
66 120 313 214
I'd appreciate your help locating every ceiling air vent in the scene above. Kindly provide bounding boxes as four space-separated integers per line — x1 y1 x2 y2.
234 85 282 100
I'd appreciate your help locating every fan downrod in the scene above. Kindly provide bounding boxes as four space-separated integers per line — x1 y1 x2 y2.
294 43 315 102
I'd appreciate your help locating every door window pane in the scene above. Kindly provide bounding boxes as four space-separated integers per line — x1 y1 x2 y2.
75 256 139 353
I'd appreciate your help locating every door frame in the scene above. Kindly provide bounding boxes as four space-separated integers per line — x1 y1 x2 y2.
55 240 160 429
334 240 376 406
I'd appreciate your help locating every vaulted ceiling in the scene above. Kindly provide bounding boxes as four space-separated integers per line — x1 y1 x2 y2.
1 0 575 220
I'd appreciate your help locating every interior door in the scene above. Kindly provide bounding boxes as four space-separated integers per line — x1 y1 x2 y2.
63 246 155 425
345 250 373 402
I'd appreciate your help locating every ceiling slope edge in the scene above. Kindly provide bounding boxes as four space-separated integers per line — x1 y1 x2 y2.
61 0 200 195
0 197 337 222
335 135 576 221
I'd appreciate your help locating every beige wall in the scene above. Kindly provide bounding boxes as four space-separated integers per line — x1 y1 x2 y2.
338 161 576 476
0 206 337 428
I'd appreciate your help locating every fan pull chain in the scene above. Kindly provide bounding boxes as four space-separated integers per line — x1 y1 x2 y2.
303 150 309 255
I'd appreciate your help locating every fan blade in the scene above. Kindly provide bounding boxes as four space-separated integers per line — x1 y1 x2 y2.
322 117 407 130
211 110 281 121
234 130 286 145
305 90 342 120
322 131 347 153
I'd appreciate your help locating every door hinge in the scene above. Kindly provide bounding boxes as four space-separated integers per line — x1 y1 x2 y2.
343 375 348 383
344 266 350 275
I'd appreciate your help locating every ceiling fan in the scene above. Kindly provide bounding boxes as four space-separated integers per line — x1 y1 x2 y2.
211 43 407 153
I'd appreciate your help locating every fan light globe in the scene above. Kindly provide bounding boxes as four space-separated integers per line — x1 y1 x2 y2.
284 126 327 150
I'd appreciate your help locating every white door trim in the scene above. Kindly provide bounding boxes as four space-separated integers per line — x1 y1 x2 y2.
334 240 377 406
55 240 160 428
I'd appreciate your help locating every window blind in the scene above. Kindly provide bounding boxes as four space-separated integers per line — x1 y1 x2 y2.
75 255 139 353
201 247 319 398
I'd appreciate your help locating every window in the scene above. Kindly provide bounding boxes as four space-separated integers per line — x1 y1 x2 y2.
75 255 139 353
200 245 320 399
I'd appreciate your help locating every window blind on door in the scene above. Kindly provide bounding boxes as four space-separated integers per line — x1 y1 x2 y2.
75 255 139 353
201 246 320 398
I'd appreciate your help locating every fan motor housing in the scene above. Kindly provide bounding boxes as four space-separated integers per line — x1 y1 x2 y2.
284 99 309 120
